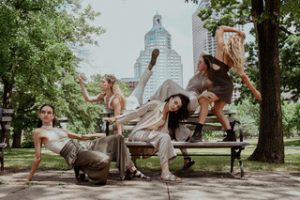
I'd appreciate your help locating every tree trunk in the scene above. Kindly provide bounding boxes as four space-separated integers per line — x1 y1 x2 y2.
12 130 22 148
249 0 284 163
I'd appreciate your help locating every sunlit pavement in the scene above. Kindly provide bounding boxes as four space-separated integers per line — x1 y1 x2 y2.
1 170 300 200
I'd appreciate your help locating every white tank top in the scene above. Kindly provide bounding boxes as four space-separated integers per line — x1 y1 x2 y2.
104 94 116 109
44 128 70 154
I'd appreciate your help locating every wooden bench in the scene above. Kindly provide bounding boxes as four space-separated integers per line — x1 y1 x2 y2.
103 110 248 177
0 108 14 171
126 141 247 177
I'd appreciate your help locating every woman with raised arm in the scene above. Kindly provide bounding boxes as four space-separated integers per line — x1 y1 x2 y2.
78 49 160 135
190 26 261 142
105 94 190 182
27 104 150 185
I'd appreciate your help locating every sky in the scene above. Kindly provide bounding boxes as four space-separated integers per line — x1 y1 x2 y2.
78 0 199 87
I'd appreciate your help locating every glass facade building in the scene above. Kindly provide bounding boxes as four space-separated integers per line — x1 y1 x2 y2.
134 14 183 102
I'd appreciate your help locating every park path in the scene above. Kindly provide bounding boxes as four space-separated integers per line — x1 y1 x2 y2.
1 170 300 200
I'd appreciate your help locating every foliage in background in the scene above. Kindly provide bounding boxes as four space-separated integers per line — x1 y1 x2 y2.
282 102 300 138
186 0 300 102
0 0 105 147
229 97 260 138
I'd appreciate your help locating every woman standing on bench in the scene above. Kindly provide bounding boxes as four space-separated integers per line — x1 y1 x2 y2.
190 26 261 142
27 104 150 185
105 94 190 182
78 49 160 135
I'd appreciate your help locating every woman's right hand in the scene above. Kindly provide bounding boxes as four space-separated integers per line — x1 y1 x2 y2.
77 73 87 84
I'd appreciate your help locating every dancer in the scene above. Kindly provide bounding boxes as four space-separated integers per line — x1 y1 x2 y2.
27 104 150 185
150 53 211 170
78 49 160 135
105 94 190 182
190 26 261 142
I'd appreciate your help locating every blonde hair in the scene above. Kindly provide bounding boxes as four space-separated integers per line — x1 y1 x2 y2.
103 74 126 110
225 33 246 75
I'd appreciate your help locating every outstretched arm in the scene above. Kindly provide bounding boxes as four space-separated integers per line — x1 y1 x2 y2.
78 76 103 103
104 101 160 124
28 130 42 181
240 72 262 101
67 131 103 140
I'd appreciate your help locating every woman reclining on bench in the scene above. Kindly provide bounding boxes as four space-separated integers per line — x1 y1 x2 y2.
149 52 211 170
105 94 190 182
27 104 150 185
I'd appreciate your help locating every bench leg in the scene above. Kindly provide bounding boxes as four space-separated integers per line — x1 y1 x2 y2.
239 160 244 177
230 148 235 173
230 147 244 177
105 121 110 136
0 149 3 171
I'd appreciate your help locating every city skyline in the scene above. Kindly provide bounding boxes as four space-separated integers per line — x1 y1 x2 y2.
78 0 198 87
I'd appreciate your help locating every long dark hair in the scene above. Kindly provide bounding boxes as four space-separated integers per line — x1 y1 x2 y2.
166 94 190 138
37 104 58 128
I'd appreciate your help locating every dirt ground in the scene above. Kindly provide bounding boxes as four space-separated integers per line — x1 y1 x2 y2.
1 169 300 200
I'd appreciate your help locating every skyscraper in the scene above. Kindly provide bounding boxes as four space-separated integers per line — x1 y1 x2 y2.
133 14 183 102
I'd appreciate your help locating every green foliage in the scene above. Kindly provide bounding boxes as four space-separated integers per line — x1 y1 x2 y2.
194 0 300 101
282 102 300 138
229 97 260 137
0 0 106 144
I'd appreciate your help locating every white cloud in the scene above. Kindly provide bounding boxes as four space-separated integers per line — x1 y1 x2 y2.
78 0 198 87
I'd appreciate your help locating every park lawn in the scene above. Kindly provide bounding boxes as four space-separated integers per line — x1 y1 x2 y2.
3 138 300 172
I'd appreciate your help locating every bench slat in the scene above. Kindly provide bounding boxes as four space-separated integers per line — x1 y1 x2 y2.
126 141 248 148
2 109 14 114
1 116 12 122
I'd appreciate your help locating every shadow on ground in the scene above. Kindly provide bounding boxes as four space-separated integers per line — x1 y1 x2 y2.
1 169 300 200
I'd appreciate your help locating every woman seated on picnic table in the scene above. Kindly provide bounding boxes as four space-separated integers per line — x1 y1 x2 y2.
105 94 190 182
27 104 150 185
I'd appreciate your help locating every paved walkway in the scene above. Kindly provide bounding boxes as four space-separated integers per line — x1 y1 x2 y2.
1 170 300 200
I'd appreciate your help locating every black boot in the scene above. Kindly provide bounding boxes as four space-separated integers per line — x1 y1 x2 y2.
189 123 203 142
223 129 236 142
181 157 195 171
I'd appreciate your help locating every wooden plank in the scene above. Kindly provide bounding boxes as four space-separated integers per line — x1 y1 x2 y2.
126 141 248 148
2 109 14 114
1 116 12 122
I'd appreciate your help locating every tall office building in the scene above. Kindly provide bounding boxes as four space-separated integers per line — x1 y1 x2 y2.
133 14 183 102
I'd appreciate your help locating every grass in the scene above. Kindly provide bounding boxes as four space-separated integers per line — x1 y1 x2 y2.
3 138 300 173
